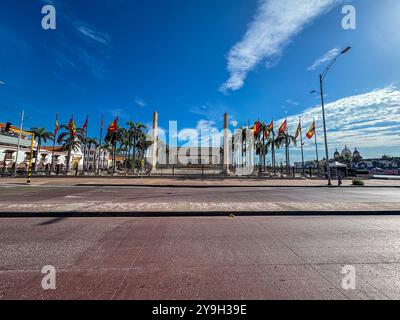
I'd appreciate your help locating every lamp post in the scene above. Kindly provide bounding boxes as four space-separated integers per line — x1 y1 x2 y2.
311 46 351 186
0 106 26 176
13 109 24 175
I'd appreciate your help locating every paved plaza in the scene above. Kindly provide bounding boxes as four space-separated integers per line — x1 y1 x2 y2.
1 215 400 300
1 177 400 300
0 177 399 214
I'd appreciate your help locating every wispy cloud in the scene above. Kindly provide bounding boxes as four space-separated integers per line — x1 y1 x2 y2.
0 81 5 85
285 99 299 106
220 0 341 93
75 24 112 47
281 86 400 152
135 97 147 107
106 108 128 119
307 48 339 71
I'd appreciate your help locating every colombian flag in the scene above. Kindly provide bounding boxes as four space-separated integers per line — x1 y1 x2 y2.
82 115 88 133
278 120 287 135
266 120 273 132
108 117 118 133
253 121 261 135
54 116 59 136
295 122 301 140
306 121 316 139
68 116 77 137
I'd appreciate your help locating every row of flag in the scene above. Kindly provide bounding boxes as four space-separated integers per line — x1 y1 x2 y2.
53 114 119 138
253 119 316 141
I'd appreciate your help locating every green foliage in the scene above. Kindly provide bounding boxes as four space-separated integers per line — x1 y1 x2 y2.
352 178 365 186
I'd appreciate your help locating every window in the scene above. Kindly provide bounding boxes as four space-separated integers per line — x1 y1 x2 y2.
4 151 14 160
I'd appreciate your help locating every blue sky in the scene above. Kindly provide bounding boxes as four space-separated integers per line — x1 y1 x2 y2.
1 0 400 162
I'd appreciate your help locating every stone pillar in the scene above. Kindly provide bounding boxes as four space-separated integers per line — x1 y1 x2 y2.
223 113 231 175
151 112 158 174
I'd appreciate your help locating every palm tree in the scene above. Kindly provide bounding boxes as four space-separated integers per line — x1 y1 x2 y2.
57 125 84 173
266 133 279 174
136 131 152 171
130 122 147 172
30 128 54 172
275 132 297 174
105 126 125 173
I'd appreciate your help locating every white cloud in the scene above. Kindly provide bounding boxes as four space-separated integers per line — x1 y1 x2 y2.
230 119 239 127
106 108 128 119
220 0 341 93
285 99 299 106
0 81 5 85
135 97 147 107
76 24 111 47
307 48 340 71
281 86 400 153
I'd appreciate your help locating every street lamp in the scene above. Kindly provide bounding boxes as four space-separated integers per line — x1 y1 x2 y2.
0 107 27 176
312 46 351 186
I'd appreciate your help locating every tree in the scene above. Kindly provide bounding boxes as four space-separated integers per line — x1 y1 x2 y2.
57 125 84 173
105 126 125 173
129 122 147 172
29 127 54 172
136 131 152 171
275 132 297 174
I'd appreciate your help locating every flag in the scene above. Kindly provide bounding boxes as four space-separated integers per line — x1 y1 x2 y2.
108 117 118 133
278 120 287 135
82 115 88 133
266 120 273 132
253 121 261 135
306 121 316 139
54 115 59 136
68 116 77 137
295 122 301 140
265 120 274 139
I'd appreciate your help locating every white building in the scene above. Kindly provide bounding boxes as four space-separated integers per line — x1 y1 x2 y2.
0 135 81 173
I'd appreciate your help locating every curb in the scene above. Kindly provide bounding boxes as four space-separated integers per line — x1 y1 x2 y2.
1 211 400 218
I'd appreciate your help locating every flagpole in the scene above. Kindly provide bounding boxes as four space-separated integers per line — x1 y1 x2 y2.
299 117 305 175
97 113 104 175
51 113 59 173
262 122 266 172
285 118 289 175
82 115 88 174
314 118 320 175
272 119 276 175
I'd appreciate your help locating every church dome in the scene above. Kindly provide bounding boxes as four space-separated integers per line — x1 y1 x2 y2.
334 149 340 161
353 148 361 160
341 145 352 159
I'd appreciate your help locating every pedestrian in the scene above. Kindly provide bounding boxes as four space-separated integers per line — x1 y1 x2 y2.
338 172 343 186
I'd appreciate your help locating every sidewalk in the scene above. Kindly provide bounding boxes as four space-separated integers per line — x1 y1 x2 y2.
1 176 400 187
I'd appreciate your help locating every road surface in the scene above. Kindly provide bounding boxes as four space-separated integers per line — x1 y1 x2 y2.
1 215 400 299
0 185 399 213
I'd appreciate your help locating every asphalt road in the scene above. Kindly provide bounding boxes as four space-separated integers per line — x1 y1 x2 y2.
0 185 399 213
1 215 400 300
1 185 399 202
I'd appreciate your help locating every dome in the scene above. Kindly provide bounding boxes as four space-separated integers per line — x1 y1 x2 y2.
353 148 361 160
334 149 340 161
341 145 352 159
